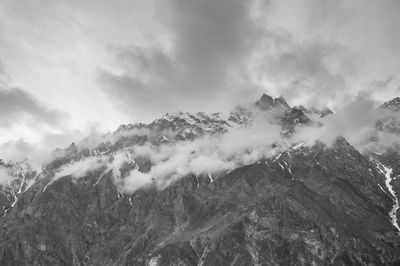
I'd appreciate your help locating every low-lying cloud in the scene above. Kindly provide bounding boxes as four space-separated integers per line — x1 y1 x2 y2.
54 156 106 181
50 118 283 193
123 124 282 192
45 93 399 194
0 126 103 167
291 93 384 147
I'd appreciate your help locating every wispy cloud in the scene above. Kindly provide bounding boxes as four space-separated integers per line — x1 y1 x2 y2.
44 92 396 195
291 93 383 147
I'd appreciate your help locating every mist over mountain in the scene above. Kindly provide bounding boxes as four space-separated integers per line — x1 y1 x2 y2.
1 94 400 265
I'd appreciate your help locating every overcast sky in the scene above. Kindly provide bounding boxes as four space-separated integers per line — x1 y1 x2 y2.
0 0 399 162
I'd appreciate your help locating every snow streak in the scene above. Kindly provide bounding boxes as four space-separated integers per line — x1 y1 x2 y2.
379 164 400 234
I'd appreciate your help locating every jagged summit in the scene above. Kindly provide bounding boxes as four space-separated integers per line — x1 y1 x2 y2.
281 107 311 132
294 105 334 118
332 135 355 151
381 97 400 112
376 96 400 134
255 93 291 111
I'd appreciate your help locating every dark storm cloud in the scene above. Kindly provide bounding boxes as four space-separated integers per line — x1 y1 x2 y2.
0 87 65 127
99 0 266 120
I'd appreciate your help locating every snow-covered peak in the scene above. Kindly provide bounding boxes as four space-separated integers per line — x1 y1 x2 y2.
158 111 198 124
152 111 231 134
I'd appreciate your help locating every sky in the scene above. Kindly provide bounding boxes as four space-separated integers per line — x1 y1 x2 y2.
0 0 399 162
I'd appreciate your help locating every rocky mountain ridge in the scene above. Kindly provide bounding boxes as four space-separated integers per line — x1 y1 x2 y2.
0 159 40 217
1 94 400 265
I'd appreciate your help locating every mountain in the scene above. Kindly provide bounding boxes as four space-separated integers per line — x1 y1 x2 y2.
114 93 311 144
376 97 400 134
371 96 400 241
381 97 400 113
0 159 39 217
297 105 334 118
255 94 291 112
1 94 400 265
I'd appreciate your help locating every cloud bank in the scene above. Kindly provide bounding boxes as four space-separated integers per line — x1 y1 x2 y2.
49 118 284 193
44 92 398 194
291 93 384 147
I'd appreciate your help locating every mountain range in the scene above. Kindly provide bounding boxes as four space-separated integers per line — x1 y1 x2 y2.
1 94 400 265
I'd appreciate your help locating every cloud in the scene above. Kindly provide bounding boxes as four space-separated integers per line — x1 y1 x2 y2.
54 156 106 180
40 94 396 195
1 0 400 158
0 62 65 128
258 0 400 108
363 75 399 103
291 93 383 147
0 61 10 87
0 125 105 166
45 150 129 190
0 64 94 165
0 167 12 186
117 96 389 194
99 0 267 120
42 111 285 194
368 131 400 153
366 75 396 93
99 0 382 117
259 39 362 109
121 119 283 193
0 87 66 127
2 0 400 195
0 84 73 165
43 155 109 191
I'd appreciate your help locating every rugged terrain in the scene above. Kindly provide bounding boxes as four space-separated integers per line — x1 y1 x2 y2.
1 94 400 265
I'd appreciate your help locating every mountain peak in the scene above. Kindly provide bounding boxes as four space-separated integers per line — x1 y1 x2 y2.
381 97 400 112
255 93 290 111
332 136 354 152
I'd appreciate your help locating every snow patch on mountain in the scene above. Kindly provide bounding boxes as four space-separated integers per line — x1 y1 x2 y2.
376 163 400 234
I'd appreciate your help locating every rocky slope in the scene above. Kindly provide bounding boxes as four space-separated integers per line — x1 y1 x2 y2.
0 159 39 217
371 96 400 234
0 94 400 265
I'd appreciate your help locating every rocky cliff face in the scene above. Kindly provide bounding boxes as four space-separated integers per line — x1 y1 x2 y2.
0 160 39 217
1 95 400 265
371 97 400 240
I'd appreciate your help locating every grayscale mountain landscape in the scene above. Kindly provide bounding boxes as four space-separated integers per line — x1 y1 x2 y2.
1 0 400 265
